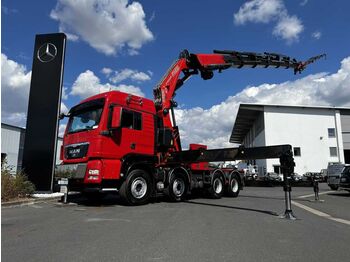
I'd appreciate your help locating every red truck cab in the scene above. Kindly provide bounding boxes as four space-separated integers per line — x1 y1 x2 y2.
59 91 157 191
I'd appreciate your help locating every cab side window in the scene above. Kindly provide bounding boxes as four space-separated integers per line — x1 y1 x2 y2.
121 110 142 130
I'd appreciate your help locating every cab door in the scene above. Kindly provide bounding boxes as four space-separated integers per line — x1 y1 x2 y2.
119 109 154 156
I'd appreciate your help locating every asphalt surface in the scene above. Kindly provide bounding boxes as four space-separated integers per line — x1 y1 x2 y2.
2 184 350 262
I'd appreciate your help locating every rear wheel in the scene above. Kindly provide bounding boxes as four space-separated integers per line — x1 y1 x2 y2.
166 174 188 202
119 169 152 205
226 174 240 197
208 172 224 199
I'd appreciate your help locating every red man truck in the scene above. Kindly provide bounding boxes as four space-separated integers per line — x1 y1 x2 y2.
57 49 324 205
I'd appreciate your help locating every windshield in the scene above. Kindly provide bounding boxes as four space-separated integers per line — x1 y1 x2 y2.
342 166 350 174
67 99 104 134
328 164 345 175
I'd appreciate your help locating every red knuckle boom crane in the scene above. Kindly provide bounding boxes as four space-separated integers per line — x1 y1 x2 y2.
59 49 325 205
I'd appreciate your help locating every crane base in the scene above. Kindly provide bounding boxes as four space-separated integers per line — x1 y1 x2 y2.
279 210 297 220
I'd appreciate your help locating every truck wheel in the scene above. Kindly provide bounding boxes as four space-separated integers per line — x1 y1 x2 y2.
166 174 188 202
119 169 152 205
208 173 224 199
226 174 240 197
329 185 339 190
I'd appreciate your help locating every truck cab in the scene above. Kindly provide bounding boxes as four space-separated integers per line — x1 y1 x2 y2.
58 91 157 192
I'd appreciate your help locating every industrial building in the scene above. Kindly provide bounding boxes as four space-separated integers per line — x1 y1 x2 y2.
230 104 350 176
1 123 62 173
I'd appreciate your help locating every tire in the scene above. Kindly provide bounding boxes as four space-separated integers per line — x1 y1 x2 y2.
119 169 152 205
166 174 188 202
208 172 224 199
329 184 339 190
226 174 240 197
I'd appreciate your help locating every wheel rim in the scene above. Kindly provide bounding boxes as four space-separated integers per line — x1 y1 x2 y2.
131 177 147 199
231 178 239 193
173 178 185 197
213 178 223 194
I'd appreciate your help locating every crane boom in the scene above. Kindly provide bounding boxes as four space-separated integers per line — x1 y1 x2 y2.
153 49 325 152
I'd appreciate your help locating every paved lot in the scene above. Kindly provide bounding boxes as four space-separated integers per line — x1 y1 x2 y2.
2 184 350 262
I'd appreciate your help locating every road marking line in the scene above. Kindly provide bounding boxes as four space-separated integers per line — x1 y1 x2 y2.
85 217 131 223
328 218 350 226
297 191 333 199
291 200 350 226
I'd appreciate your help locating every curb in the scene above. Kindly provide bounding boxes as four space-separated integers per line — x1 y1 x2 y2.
1 196 62 208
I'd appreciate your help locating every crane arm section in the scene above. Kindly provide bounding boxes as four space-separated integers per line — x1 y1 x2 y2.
153 49 325 152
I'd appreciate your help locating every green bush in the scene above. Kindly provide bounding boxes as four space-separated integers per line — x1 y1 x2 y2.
1 163 35 201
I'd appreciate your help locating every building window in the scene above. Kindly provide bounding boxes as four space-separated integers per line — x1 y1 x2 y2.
293 147 301 157
328 128 336 138
330 147 338 157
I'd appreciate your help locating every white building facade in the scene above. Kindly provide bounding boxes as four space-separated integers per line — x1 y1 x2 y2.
1 123 63 173
230 104 350 176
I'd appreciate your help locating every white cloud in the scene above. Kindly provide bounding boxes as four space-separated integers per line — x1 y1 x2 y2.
273 15 304 43
234 0 284 25
1 53 31 126
106 68 152 83
60 102 69 114
300 0 308 6
1 54 70 127
176 57 350 149
149 11 155 22
70 70 144 99
312 31 322 40
58 124 67 137
233 0 304 44
50 0 154 56
101 67 113 76
2 6 18 15
61 86 69 100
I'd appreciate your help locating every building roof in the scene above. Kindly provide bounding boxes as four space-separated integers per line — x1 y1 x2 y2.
1 122 26 131
1 122 63 140
229 103 350 144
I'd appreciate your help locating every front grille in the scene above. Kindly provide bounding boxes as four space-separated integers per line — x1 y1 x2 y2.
65 142 89 159
56 163 87 179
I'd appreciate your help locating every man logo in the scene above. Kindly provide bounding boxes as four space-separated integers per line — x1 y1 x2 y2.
37 43 57 63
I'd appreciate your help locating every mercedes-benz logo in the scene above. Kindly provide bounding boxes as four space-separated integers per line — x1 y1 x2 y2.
37 43 57 63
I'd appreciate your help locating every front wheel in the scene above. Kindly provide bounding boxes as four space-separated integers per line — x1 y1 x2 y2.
119 169 152 205
226 174 240 197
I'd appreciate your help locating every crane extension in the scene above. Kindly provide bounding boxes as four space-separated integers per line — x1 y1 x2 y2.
168 144 297 220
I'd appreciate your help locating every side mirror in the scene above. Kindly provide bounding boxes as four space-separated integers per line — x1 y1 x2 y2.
59 112 66 120
110 106 122 129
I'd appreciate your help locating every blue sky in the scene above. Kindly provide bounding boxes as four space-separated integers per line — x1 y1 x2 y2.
2 0 350 148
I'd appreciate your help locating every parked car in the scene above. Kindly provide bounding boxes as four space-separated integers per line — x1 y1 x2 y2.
327 163 346 190
339 165 350 191
291 173 303 182
266 172 281 182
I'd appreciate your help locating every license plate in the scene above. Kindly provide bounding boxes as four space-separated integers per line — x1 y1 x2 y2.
58 178 69 185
